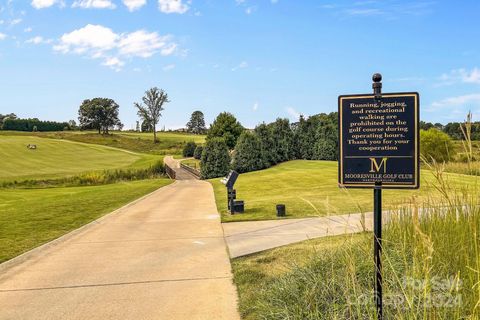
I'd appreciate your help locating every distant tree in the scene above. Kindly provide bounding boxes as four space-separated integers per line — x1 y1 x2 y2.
419 121 434 131
186 111 206 134
207 112 244 149
78 98 122 134
420 128 455 162
141 120 153 132
183 141 197 157
193 145 203 160
68 120 77 130
0 113 17 129
200 137 230 179
232 131 265 173
134 87 169 143
443 122 462 139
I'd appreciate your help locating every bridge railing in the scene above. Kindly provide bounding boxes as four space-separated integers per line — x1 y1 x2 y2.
165 163 176 179
180 163 201 179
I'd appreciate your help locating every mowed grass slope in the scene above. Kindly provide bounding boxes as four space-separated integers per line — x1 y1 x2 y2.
0 131 206 156
0 179 172 263
0 136 146 181
211 160 480 222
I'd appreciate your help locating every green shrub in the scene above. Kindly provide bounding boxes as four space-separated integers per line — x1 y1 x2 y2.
420 128 455 162
193 145 203 160
232 131 266 173
200 137 230 179
182 141 197 157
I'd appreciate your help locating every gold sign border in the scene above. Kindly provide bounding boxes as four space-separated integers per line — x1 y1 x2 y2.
338 92 419 189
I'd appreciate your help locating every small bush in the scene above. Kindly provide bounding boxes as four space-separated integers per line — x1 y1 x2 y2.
420 128 455 162
182 141 197 157
193 145 203 160
200 137 230 179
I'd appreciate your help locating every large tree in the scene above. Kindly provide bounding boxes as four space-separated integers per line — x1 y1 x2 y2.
186 110 206 134
134 87 169 143
207 112 244 149
78 98 122 134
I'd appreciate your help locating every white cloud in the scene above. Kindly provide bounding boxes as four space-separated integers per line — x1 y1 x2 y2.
54 24 178 70
162 64 175 71
245 6 256 14
72 0 116 9
10 18 22 25
26 36 50 44
430 94 480 110
0 33 7 40
271 0 278 3
102 57 125 71
118 30 173 58
54 24 118 54
437 68 480 86
123 0 146 11
24 27 32 32
286 107 301 120
231 61 248 71
158 0 189 14
31 0 59 9
252 102 258 111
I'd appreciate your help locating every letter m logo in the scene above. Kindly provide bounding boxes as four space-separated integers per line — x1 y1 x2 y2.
369 157 388 173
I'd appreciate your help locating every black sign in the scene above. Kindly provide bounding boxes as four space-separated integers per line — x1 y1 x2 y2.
338 92 419 189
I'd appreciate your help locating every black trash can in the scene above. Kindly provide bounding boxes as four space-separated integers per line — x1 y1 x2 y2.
276 204 286 217
233 200 245 213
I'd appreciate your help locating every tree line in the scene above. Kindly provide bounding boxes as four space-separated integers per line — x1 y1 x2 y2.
420 120 480 140
0 114 72 132
198 111 339 179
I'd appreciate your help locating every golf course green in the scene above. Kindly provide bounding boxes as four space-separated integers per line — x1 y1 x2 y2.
0 135 145 181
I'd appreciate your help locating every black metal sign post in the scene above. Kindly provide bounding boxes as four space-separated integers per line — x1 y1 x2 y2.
373 74 383 320
338 74 420 320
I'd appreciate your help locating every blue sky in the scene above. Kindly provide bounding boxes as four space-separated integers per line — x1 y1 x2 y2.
1 0 480 129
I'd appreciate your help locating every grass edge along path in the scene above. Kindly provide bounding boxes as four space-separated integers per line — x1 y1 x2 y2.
0 178 173 263
210 160 480 222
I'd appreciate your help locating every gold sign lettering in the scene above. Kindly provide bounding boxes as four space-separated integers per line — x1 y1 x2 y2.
369 157 388 173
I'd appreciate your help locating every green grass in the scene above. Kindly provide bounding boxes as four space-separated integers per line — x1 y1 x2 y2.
0 135 152 181
211 160 480 222
181 158 201 170
232 233 366 320
232 203 480 319
0 130 205 156
0 178 172 263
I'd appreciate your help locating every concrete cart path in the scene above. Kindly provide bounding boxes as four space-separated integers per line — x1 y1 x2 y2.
223 212 374 258
0 180 240 320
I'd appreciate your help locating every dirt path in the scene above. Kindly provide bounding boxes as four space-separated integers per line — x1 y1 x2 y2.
0 180 239 320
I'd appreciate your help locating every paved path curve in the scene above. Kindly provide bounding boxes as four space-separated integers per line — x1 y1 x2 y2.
223 212 373 258
0 180 240 320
